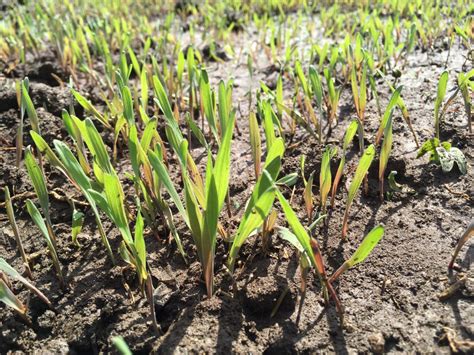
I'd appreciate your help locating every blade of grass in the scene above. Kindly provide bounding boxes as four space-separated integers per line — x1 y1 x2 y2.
249 111 262 179
0 279 27 315
227 138 285 271
0 258 51 307
435 71 449 139
331 120 358 208
53 140 115 264
379 112 394 200
330 225 384 282
320 146 337 214
26 199 64 287
341 144 376 239
4 187 32 278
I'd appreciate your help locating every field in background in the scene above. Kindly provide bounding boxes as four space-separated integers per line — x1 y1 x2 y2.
0 1 473 353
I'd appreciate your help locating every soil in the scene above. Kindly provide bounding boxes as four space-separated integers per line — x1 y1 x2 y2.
1 21 473 355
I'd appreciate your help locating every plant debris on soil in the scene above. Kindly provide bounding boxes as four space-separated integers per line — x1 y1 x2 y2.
0 0 473 353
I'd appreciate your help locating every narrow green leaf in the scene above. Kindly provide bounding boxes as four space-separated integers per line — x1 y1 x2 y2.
0 258 51 307
26 199 62 283
227 138 285 271
85 118 113 174
212 114 235 209
331 225 384 282
320 146 336 213
112 336 132 355
347 225 384 267
375 86 402 144
249 111 262 178
102 173 133 245
185 114 209 150
295 61 309 97
200 69 219 143
435 71 449 139
275 189 316 268
71 88 108 127
134 212 147 281
24 147 50 219
72 208 84 246
379 112 394 180
342 144 376 238
0 279 26 314
21 82 39 134
309 66 322 109
218 81 229 135
121 86 134 126
343 120 359 151
141 66 149 112
30 131 66 172
148 150 189 227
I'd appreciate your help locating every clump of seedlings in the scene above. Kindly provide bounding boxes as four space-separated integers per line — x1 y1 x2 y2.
0 0 472 350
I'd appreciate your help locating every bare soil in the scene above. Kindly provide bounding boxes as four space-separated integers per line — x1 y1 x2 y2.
0 33 473 354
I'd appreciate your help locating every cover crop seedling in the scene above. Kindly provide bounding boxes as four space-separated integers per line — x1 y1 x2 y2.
342 144 376 239
1 0 472 351
0 258 52 323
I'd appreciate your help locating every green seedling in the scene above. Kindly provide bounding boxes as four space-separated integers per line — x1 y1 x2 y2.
24 146 57 245
182 113 235 297
71 88 111 129
458 70 473 134
146 146 187 259
199 69 219 143
275 74 284 118
90 172 159 333
320 146 337 214
61 110 90 174
275 188 343 319
227 138 285 271
439 70 474 135
350 63 367 153
218 79 234 139
15 78 29 167
186 113 210 150
295 61 319 138
303 170 315 221
4 187 32 278
324 68 341 126
0 258 52 321
26 199 64 287
71 205 84 247
249 111 262 179
276 225 311 320
52 139 115 263
330 225 384 282
375 86 402 145
434 71 448 139
309 66 324 142
374 75 418 148
379 111 394 200
21 78 40 134
140 64 149 114
112 336 132 355
331 120 358 208
342 144 376 239
121 84 135 127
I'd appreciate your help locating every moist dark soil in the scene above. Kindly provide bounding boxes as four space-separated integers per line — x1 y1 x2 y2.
1 35 473 354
